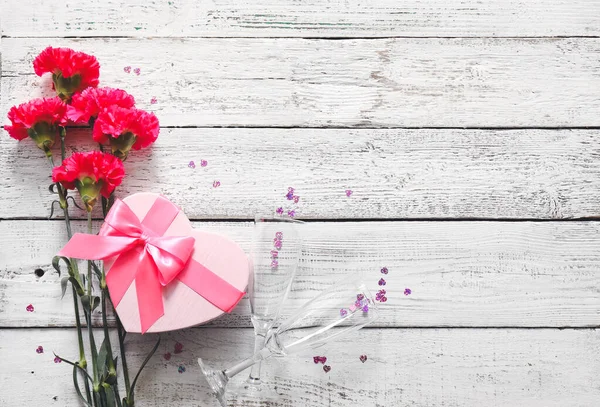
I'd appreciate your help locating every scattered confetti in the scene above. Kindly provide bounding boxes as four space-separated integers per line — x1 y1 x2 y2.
339 309 348 317
213 180 221 188
356 294 365 301
380 267 388 275
349 304 357 312
270 250 279 258
188 161 196 169
313 356 327 364
271 260 279 269
200 160 208 167
404 288 412 296
174 342 183 354
163 352 172 361
123 66 131 73
360 355 367 363
36 346 44 354
380 296 388 302
345 189 353 197
323 365 331 373
293 195 300 204
54 356 62 363
150 97 157 104
178 365 186 373
378 278 386 286
26 304 34 312
287 210 296 218
133 68 141 75
276 207 284 215
286 187 295 200
275 232 283 240
273 240 282 250
375 289 387 302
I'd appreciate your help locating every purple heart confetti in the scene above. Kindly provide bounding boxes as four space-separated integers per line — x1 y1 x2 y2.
380 267 388 274
36 346 44 354
404 288 412 296
360 355 367 363
123 66 131 73
26 304 34 312
174 342 183 354
323 365 331 373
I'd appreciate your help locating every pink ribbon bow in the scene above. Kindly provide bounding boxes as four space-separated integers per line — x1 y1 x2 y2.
58 196 245 333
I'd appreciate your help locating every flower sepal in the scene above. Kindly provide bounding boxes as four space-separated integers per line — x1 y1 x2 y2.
27 121 58 156
109 132 137 160
52 71 82 102
75 176 104 212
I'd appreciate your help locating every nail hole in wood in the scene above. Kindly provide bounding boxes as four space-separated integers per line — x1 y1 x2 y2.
34 268 45 277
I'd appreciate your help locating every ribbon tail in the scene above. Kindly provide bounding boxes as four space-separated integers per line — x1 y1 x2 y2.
135 253 165 334
178 259 245 313
105 247 141 308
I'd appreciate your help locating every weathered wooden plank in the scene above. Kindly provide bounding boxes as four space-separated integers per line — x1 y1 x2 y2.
2 220 599 328
3 38 600 128
1 128 600 220
1 0 599 38
0 328 598 406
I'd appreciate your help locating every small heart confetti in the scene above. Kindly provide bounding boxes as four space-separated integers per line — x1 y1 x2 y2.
293 195 300 204
286 187 295 200
163 352 172 361
378 278 386 286
362 304 369 312
380 296 388 302
133 67 141 75
380 267 388 274
36 346 44 354
323 365 331 373
174 342 183 354
356 294 365 301
349 304 357 312
54 356 62 363
178 365 186 373
313 356 327 364
150 97 157 104
213 180 221 188
123 66 131 73
345 189 353 197
188 161 196 169
26 304 34 312
287 210 296 218
273 240 282 250
276 207 284 215
200 160 208 167
275 232 283 240
360 355 367 363
339 308 348 317
270 250 279 258
271 260 279 269
404 288 412 296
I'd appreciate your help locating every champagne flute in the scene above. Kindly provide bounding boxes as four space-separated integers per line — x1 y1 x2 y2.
198 280 380 406
243 217 303 392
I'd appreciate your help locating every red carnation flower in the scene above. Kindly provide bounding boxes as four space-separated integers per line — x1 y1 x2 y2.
3 97 68 156
93 106 159 159
33 47 100 101
52 151 125 211
67 87 136 124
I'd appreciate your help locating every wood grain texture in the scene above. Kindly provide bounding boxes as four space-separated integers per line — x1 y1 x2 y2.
1 328 598 406
1 128 600 220
2 220 599 328
1 0 599 38
3 38 600 128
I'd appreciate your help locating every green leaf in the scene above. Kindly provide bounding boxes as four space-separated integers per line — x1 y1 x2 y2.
102 384 116 407
72 364 92 406
52 256 74 277
60 277 70 299
91 261 103 278
97 338 109 378
81 295 101 312
127 336 161 402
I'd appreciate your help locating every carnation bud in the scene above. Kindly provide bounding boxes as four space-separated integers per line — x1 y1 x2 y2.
52 72 82 102
109 132 137 160
75 177 103 212
27 121 57 157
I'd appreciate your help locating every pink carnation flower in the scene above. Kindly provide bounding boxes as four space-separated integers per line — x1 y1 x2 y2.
68 87 135 124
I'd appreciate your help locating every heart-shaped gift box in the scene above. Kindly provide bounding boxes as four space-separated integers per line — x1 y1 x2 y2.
59 192 249 333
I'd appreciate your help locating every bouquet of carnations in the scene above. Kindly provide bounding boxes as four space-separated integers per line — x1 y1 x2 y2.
4 46 160 407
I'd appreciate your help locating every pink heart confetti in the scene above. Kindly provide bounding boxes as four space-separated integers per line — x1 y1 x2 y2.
188 161 195 169
378 278 386 286
270 250 279 258
323 365 331 373
313 356 327 364
339 308 348 317
271 260 279 269
213 180 221 188
274 240 282 250
345 189 353 197
54 356 62 363
380 296 388 302
133 67 141 75
150 97 157 104
26 304 34 312
360 355 367 363
349 304 357 312
174 342 183 354
404 288 412 296
380 267 388 274
356 294 365 301
200 160 208 167
275 232 283 240
123 66 131 73
36 346 44 354
163 352 172 361
293 195 300 204
287 210 296 218
276 207 284 215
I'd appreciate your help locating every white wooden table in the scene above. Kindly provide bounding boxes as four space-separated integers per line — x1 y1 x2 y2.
1 1 600 406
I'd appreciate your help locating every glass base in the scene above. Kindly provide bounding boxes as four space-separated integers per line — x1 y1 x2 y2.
227 378 279 405
198 358 228 407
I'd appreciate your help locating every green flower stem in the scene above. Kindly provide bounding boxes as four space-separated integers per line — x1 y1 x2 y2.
100 268 117 383
115 310 131 401
86 210 100 399
48 151 92 405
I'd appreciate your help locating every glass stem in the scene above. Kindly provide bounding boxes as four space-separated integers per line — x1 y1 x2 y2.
224 348 272 379
246 330 267 384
